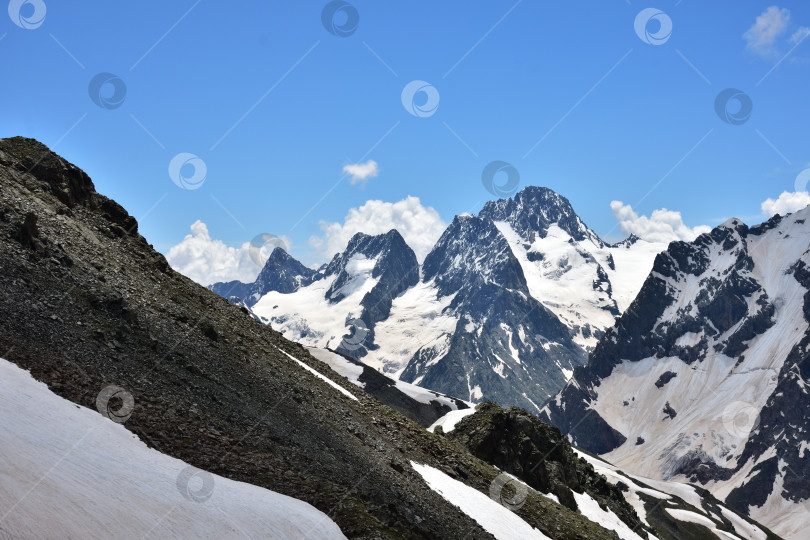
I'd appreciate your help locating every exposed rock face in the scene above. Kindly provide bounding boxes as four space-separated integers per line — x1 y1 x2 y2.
0 137 95 209
0 137 137 235
478 186 597 243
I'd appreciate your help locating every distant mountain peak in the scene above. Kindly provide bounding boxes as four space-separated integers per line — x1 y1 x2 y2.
325 229 417 303
328 229 409 271
209 247 316 304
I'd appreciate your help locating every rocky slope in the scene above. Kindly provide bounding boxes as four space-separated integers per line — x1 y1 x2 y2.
542 212 810 539
0 136 634 539
444 402 779 540
217 186 664 412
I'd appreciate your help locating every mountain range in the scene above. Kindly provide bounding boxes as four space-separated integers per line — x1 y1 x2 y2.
0 136 787 539
213 186 665 412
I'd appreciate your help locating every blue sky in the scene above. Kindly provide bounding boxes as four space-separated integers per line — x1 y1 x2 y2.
3 1 810 280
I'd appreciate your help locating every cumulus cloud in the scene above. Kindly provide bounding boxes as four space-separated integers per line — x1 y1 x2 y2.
761 191 810 217
343 160 379 186
610 201 711 244
311 197 447 262
165 221 289 286
744 6 791 57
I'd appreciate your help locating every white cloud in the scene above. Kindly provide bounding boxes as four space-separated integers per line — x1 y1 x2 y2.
761 191 810 217
165 221 290 286
610 201 711 243
311 197 447 262
744 6 791 57
791 26 810 44
343 160 379 186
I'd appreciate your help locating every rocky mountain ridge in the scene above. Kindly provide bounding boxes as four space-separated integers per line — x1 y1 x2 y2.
542 211 810 539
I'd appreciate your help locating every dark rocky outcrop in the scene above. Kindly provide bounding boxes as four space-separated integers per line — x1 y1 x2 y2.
655 371 677 388
447 402 644 532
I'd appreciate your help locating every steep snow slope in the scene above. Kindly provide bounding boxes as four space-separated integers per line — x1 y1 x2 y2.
362 280 459 378
543 209 810 538
480 187 665 351
495 221 663 351
0 358 345 540
606 236 667 312
252 255 379 349
494 220 617 351
427 408 477 433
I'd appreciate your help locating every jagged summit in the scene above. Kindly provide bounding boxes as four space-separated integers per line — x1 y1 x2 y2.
719 217 745 229
324 228 417 304
610 234 640 248
254 247 317 294
479 186 597 244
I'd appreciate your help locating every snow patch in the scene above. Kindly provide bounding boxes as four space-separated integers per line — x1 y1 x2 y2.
0 358 346 540
276 348 358 401
306 347 365 388
572 491 647 540
410 462 551 539
427 408 477 433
